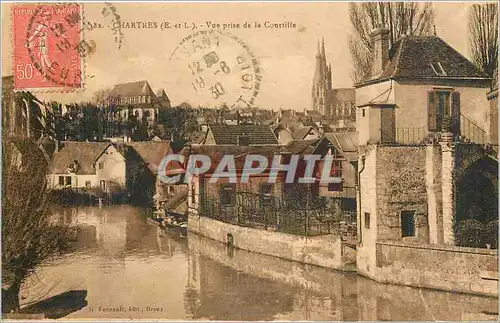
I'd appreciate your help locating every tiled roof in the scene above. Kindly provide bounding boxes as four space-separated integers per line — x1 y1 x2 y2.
50 142 109 175
127 141 171 174
357 36 489 87
111 80 156 98
207 124 279 145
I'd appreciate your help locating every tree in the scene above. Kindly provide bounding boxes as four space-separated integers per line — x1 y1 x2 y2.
348 2 435 82
92 88 118 106
2 139 71 313
468 3 498 89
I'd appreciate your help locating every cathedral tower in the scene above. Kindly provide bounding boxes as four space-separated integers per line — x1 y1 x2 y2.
311 38 333 116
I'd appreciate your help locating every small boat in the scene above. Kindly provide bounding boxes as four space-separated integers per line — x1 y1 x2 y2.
162 211 187 229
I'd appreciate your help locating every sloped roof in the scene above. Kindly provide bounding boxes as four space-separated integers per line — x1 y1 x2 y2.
322 131 359 161
207 124 279 145
50 142 109 175
127 141 171 174
156 89 168 98
357 35 490 87
284 139 320 154
293 126 317 140
111 80 156 98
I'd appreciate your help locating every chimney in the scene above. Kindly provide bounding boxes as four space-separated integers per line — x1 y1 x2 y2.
237 133 249 146
370 27 390 78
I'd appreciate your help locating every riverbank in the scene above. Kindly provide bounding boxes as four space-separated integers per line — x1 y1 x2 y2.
188 213 355 271
189 214 498 298
189 233 498 321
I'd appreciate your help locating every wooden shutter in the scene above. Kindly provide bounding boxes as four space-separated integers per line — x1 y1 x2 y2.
428 91 437 131
451 92 461 134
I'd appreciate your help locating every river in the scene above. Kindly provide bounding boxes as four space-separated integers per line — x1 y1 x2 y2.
19 205 498 321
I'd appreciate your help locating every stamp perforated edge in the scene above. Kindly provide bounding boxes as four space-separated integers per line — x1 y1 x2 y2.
11 2 86 93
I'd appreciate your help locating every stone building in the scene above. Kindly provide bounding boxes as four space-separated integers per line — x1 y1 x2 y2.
354 27 498 296
311 39 356 125
108 80 171 126
311 38 333 116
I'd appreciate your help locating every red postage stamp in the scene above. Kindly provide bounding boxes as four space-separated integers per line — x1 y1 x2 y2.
12 3 84 91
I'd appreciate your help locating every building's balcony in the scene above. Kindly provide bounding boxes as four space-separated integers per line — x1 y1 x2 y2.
380 114 487 146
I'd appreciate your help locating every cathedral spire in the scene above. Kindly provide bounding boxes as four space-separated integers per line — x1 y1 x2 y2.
321 37 326 59
313 39 324 84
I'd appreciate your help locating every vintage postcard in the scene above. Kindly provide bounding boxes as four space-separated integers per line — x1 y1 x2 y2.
1 1 498 321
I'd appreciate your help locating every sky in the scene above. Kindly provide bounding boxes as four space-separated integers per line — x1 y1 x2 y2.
2 2 476 110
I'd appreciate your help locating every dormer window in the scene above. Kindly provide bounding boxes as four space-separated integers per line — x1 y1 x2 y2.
430 62 447 76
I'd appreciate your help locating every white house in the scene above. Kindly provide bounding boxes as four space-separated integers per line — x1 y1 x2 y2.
355 28 492 146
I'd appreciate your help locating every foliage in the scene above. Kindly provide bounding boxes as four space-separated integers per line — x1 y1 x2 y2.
441 115 453 132
2 139 72 313
468 3 498 89
484 220 499 249
455 219 486 248
348 2 435 82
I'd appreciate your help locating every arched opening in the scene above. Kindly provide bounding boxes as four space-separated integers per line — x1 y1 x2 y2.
455 156 498 248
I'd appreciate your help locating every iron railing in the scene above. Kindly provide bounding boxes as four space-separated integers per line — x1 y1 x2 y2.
460 114 486 144
200 187 352 237
395 127 427 145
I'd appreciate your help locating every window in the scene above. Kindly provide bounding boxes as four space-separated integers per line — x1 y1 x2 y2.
58 176 65 186
430 62 447 76
85 181 91 188
428 90 460 132
362 109 366 117
65 176 72 186
220 184 236 207
191 185 196 205
401 211 416 237
364 212 370 229
100 180 106 191
98 161 104 170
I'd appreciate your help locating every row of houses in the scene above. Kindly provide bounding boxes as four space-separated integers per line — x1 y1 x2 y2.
178 28 498 296
42 138 172 205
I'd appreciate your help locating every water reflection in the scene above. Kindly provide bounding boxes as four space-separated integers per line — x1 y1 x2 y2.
19 206 498 320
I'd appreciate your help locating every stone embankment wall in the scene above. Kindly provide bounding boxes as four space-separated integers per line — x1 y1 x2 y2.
188 214 348 270
375 241 498 297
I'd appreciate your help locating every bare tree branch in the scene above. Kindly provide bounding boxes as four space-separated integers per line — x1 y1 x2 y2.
348 2 436 83
468 3 498 89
